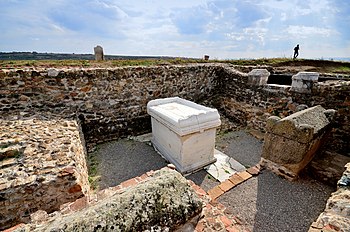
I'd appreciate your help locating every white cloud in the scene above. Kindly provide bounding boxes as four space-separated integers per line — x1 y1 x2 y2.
285 25 336 38
0 0 349 59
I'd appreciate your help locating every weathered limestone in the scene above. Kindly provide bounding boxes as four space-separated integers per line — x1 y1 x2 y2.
0 117 89 230
13 168 203 232
94 45 104 61
247 69 270 86
147 97 221 174
291 72 319 93
309 163 350 231
260 105 336 180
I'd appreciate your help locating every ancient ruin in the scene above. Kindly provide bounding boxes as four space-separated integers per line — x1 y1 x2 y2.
261 105 336 180
0 63 349 231
147 97 221 174
93 45 104 61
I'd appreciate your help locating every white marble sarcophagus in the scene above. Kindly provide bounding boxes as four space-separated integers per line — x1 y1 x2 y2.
147 97 221 174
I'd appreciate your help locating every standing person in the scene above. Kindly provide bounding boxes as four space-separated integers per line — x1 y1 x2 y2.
293 44 300 59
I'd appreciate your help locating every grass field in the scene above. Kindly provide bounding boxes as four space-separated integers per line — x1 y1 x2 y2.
1 58 350 74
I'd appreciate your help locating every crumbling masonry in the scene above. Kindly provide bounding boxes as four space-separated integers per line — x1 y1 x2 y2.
0 64 349 230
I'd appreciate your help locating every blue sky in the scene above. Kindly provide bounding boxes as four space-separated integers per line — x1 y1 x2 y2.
0 0 349 59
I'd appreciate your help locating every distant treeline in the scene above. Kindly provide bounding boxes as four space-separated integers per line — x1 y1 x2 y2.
0 52 179 60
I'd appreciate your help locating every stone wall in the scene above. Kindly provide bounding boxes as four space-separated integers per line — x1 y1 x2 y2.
309 164 350 231
215 67 350 157
0 64 220 150
1 65 348 155
1 64 350 230
0 118 89 229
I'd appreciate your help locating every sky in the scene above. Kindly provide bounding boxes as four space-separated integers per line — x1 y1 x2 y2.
0 0 349 59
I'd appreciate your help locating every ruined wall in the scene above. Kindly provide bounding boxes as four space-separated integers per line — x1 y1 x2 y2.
309 164 350 231
0 118 89 229
215 67 350 157
0 64 348 154
1 64 350 230
0 64 220 149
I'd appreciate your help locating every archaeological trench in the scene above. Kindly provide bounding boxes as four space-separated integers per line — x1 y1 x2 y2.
0 63 349 231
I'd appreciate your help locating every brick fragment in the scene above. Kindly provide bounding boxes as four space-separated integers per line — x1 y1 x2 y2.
69 197 88 212
237 171 252 180
218 179 235 192
220 215 232 227
229 174 244 186
3 223 25 232
68 184 82 193
226 226 241 232
192 184 207 196
207 186 224 200
247 166 260 176
120 178 138 188
195 220 205 232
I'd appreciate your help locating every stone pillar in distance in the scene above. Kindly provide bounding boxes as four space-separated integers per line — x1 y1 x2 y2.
94 45 104 61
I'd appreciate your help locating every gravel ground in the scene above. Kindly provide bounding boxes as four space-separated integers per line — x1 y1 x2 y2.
214 130 334 232
219 170 334 232
93 139 168 189
91 130 335 231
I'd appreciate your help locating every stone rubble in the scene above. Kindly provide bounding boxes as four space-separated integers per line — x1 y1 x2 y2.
0 117 89 229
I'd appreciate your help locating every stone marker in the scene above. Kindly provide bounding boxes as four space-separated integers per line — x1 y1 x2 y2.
291 72 319 93
204 55 210 60
247 69 270 86
94 45 104 61
260 105 336 180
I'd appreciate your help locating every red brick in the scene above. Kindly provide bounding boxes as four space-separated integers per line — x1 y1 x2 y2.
218 179 235 192
226 225 241 232
229 174 244 186
220 215 232 227
247 166 260 176
3 223 25 232
217 203 226 211
68 184 82 193
237 171 252 181
136 173 149 182
120 178 138 188
206 217 216 225
192 184 207 196
111 185 123 192
195 220 205 232
146 170 155 177
208 186 224 200
70 197 88 212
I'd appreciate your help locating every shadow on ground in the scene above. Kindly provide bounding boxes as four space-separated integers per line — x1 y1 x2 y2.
91 130 334 232
92 139 168 189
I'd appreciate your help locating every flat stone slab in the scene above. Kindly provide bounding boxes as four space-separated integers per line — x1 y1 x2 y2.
205 150 246 182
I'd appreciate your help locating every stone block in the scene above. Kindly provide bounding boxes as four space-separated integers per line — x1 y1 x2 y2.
261 105 336 180
94 45 104 61
247 69 270 86
291 72 319 93
147 97 221 174
15 169 203 232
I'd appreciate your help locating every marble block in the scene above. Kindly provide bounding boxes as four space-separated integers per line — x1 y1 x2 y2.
147 97 221 174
